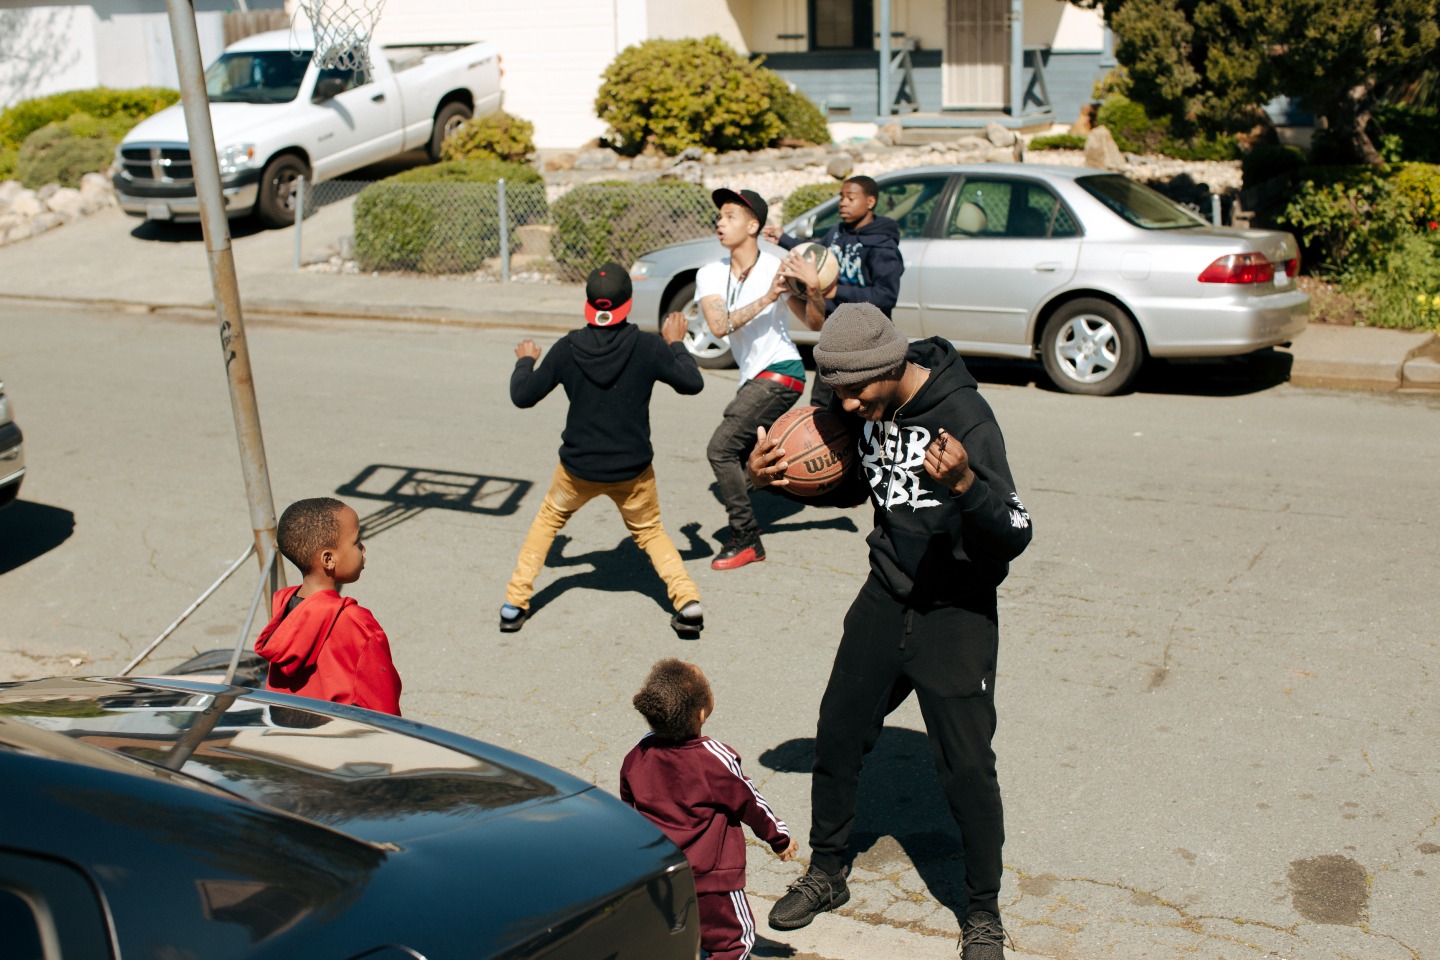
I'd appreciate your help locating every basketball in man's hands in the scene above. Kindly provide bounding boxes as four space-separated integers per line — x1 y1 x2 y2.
784 241 841 298
767 406 854 496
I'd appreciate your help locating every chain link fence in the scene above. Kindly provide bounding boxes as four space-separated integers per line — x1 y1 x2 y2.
294 177 719 281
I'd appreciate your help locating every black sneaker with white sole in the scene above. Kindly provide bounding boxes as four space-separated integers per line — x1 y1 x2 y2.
767 865 849 930
670 601 704 637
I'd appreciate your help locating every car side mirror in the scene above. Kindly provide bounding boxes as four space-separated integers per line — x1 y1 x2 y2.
312 77 347 102
793 216 814 240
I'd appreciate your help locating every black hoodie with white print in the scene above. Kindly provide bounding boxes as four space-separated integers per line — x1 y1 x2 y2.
805 337 1031 611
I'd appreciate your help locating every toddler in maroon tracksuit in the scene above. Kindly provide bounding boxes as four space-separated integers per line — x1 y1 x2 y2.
621 659 797 960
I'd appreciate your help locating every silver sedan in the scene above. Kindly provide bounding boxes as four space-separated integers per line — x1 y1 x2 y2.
628 163 1309 396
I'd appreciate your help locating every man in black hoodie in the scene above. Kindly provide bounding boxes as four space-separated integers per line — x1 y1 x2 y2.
749 303 1032 960
502 263 706 636
766 175 904 408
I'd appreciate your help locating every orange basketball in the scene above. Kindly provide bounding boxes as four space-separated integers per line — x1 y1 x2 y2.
767 406 855 496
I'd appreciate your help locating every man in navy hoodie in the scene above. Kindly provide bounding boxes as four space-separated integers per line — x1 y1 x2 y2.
748 303 1032 960
502 263 706 635
766 175 905 408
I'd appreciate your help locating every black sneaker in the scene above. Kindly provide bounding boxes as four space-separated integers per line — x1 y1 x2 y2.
499 603 530 633
670 601 704 637
711 528 765 570
767 865 849 930
960 910 1006 960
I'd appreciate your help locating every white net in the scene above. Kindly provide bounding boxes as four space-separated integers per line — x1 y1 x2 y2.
292 0 388 76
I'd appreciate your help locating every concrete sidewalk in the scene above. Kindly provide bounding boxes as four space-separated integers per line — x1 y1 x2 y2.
1 206 1436 391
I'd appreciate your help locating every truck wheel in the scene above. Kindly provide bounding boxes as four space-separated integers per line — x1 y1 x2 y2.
256 154 309 229
428 102 473 162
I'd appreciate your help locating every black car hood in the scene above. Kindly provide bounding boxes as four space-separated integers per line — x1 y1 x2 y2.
0 677 697 960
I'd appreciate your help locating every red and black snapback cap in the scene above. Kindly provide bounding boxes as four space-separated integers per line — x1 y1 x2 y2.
585 262 633 326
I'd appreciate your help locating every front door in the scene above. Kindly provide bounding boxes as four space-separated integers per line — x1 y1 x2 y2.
943 0 1009 108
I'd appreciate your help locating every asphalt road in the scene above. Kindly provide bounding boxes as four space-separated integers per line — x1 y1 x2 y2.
1 303 1437 959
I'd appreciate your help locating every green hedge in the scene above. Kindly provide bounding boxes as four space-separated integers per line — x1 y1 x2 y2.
1282 163 1440 270
781 182 841 222
1095 94 1239 160
0 87 178 152
440 111 536 164
762 69 830 146
16 113 129 188
1029 133 1086 151
596 36 783 155
353 160 547 274
551 181 714 281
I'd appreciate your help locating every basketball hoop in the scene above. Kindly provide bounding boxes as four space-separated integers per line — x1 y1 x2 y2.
291 0 388 77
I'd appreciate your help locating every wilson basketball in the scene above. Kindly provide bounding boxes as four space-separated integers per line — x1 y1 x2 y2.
784 241 840 298
767 406 854 496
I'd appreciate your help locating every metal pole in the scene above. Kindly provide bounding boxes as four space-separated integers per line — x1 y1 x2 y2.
497 178 510 282
164 0 284 592
293 175 306 270
120 543 257 676
877 0 891 118
225 547 275 686
1211 193 1222 226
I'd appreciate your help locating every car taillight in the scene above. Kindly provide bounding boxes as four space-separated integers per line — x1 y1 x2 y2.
1285 256 1299 277
1198 253 1276 284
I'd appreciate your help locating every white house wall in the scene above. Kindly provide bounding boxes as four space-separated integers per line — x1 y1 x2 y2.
327 0 652 149
648 0 747 53
0 1 268 108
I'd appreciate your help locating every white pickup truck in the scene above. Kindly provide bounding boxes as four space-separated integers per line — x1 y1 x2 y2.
113 29 502 227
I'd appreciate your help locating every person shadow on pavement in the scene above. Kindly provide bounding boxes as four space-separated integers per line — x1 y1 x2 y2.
0 501 75 575
759 728 970 928
705 482 860 553
526 522 711 618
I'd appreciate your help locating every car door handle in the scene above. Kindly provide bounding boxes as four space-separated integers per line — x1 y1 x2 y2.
371 92 386 102
1033 262 1061 272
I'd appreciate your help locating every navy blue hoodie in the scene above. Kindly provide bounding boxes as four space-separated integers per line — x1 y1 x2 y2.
511 322 704 483
779 215 904 317
803 338 1031 610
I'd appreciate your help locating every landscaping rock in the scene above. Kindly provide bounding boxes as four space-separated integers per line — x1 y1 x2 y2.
573 148 619 170
985 121 1016 147
45 187 85 221
825 153 854 180
0 180 22 210
1085 126 1126 171
873 120 904 146
10 191 42 218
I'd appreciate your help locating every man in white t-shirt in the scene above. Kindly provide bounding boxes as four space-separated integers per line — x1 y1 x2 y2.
670 188 813 569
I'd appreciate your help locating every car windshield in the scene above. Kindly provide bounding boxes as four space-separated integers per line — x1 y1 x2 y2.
205 51 312 104
1076 174 1208 230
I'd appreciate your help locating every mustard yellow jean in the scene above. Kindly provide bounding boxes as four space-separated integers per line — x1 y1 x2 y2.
505 462 700 613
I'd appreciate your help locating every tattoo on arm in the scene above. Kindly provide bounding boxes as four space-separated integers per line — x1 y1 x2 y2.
702 292 773 337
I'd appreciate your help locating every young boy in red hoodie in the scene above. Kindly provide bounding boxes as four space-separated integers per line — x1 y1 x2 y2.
254 497 402 716
620 659 797 960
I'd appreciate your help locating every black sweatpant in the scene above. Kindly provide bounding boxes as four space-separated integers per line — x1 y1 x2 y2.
809 575 1004 918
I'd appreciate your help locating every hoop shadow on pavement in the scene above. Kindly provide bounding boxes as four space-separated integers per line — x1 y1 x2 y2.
0 501 76 575
526 522 710 618
335 464 531 540
760 728 970 926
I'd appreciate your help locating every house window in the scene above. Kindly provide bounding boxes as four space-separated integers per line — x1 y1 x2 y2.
810 0 874 50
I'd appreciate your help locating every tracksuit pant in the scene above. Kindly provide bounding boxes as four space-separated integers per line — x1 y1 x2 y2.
809 575 1005 919
504 462 699 612
706 377 800 535
698 889 756 960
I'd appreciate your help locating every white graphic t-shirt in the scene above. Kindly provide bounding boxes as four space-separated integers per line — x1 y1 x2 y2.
695 252 801 384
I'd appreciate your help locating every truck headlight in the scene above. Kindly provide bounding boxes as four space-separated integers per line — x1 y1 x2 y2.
110 145 124 178
218 144 258 176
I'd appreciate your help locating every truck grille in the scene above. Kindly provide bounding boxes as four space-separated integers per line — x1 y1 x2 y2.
120 145 194 183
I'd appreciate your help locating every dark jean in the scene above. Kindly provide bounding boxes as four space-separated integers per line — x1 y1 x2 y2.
705 377 801 534
809 577 1005 919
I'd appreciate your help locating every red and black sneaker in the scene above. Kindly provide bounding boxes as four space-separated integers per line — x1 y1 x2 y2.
711 528 765 570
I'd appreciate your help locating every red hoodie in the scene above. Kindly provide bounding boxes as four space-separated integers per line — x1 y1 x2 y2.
254 586 402 716
619 733 790 893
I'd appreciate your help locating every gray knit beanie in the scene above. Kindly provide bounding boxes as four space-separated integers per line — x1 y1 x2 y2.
813 303 908 386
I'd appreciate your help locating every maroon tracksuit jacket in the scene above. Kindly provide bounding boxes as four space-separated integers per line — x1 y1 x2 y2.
620 733 790 893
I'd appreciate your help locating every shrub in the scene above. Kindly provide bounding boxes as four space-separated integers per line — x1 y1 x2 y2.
1094 94 1238 160
16 113 125 188
440 111 536 164
1282 164 1440 272
761 69 830 145
1029 133 1086 151
1340 232 1440 330
595 36 783 155
0 145 16 181
781 182 841 222
0 87 178 152
1371 103 1440 164
353 160 547 274
551 181 713 281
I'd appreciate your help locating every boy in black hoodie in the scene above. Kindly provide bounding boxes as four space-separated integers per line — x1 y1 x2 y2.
502 263 706 635
766 175 905 408
748 303 1031 960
